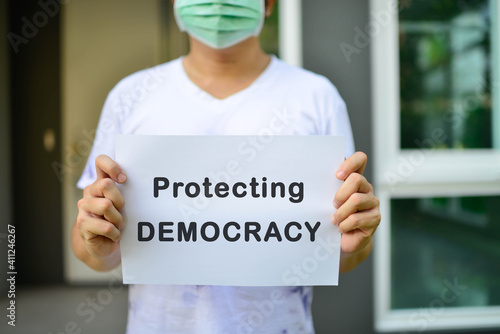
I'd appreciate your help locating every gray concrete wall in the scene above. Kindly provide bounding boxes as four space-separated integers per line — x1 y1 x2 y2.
0 0 11 295
302 1 375 333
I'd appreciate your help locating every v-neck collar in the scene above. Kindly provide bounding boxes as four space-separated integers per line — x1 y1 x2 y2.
176 55 277 108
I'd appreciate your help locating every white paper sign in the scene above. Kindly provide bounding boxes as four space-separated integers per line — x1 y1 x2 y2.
116 135 345 286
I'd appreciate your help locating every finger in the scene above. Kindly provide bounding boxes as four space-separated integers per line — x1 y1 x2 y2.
333 193 379 225
336 152 367 181
334 173 372 209
95 155 127 183
77 197 124 229
84 178 126 212
77 214 121 243
338 208 381 234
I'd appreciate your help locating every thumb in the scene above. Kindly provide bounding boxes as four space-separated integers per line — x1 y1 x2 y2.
95 154 127 183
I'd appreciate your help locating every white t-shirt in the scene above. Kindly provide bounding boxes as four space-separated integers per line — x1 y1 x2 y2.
78 56 354 334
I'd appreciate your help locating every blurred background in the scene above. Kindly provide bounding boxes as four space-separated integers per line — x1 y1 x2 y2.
0 0 499 333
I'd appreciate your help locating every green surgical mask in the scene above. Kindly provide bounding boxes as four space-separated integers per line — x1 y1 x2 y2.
174 0 265 49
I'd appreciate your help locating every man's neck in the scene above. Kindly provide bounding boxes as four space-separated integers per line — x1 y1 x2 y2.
183 37 270 80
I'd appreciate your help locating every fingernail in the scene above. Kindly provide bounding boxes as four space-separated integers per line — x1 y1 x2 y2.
337 170 346 180
337 227 342 233
332 216 337 225
334 201 340 209
118 173 126 183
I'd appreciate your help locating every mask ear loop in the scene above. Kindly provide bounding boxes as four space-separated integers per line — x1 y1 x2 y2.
173 0 187 32
252 0 266 37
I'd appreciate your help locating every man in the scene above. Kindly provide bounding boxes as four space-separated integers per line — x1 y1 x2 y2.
72 0 381 332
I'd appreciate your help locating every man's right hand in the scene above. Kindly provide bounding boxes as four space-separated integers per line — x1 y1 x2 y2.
73 155 127 269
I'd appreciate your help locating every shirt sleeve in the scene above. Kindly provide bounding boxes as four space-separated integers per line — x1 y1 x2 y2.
76 86 123 189
320 79 356 158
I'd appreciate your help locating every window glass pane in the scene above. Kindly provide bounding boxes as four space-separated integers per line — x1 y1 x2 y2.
399 0 497 149
391 196 500 310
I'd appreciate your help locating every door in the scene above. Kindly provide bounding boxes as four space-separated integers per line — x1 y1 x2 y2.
9 0 63 284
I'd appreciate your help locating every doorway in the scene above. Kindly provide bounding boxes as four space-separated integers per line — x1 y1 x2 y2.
8 0 63 284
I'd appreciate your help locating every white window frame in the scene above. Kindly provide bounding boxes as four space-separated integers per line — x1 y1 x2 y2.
279 0 303 67
371 0 500 332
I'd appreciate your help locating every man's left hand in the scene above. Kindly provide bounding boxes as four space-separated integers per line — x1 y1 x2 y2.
333 152 381 270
